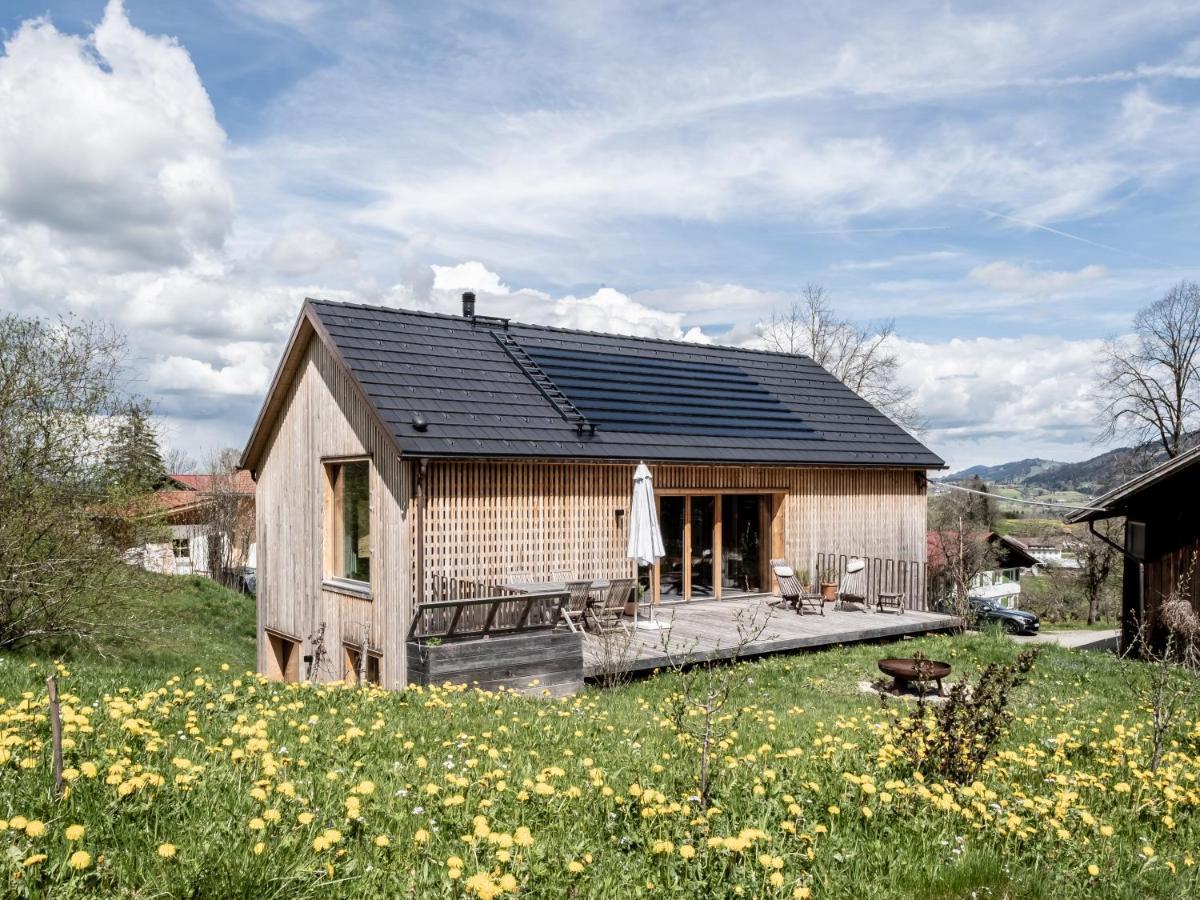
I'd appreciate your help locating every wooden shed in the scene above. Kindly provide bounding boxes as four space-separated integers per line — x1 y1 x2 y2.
240 294 945 687
1067 445 1200 650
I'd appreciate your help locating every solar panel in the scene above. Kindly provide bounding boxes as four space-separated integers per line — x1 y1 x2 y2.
518 342 818 438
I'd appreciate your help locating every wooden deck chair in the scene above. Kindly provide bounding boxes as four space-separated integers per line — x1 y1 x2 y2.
561 580 596 633
770 558 822 616
836 558 871 612
594 578 636 633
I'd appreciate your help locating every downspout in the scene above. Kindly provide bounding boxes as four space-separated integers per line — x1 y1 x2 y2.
1088 519 1144 646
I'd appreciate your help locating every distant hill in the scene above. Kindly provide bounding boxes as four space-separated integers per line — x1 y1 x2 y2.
940 458 1066 485
945 440 1187 497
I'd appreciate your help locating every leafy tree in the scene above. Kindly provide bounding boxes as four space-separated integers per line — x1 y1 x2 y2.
105 400 167 493
0 314 148 650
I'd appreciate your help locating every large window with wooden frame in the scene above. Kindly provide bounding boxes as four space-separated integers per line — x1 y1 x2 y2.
324 459 371 591
654 491 782 603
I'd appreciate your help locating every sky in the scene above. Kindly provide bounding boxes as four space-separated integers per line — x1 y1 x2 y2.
2 0 1199 471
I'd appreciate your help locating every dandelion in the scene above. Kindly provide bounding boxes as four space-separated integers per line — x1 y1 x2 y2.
567 860 585 873
68 850 92 870
25 820 46 837
414 829 430 844
23 853 48 868
679 844 696 859
374 835 390 848
254 842 265 855
1142 845 1155 859
65 825 85 841
157 843 177 859
1088 864 1100 877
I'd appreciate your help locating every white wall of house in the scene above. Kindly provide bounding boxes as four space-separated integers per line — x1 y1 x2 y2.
970 567 1024 608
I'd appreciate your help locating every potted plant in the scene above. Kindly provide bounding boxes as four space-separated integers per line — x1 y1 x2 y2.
818 562 838 601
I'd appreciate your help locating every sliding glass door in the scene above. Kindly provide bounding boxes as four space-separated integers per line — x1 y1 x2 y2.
655 493 772 602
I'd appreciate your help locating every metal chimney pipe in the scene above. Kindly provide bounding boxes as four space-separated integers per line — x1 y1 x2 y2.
462 291 476 318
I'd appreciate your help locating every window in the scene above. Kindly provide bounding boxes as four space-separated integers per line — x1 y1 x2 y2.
265 631 300 682
172 538 190 559
343 645 381 685
324 460 371 587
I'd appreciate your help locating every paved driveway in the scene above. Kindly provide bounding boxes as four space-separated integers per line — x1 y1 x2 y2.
1011 629 1119 652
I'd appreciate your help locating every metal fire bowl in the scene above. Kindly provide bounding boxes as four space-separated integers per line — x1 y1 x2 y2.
878 658 952 681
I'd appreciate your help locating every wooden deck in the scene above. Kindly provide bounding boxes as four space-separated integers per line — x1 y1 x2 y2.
582 595 959 677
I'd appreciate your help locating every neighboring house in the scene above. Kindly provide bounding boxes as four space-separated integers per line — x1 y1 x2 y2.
1009 534 1081 571
928 531 1040 609
1066 445 1200 650
130 472 256 578
239 295 945 687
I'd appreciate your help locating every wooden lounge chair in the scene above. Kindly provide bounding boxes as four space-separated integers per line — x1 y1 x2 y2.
836 559 871 612
770 558 822 616
561 579 596 633
594 578 636 633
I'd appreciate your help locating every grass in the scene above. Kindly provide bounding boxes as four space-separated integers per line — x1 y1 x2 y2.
0 594 1197 898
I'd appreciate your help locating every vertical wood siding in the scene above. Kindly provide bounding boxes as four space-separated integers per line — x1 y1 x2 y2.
420 461 928 607
256 334 412 687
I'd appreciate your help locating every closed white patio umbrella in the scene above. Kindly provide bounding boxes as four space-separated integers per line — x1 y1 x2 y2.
627 462 667 629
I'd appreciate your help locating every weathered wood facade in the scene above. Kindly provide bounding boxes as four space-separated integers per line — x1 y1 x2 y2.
245 299 943 688
1067 446 1200 650
254 331 412 688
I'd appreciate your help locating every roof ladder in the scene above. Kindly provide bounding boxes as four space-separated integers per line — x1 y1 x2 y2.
492 332 596 436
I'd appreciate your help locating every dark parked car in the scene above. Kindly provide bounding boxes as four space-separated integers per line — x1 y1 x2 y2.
969 597 1039 635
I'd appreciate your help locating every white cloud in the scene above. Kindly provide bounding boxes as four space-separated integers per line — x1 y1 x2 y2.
261 228 352 277
431 261 511 295
968 261 1108 295
0 1 232 268
895 334 1104 469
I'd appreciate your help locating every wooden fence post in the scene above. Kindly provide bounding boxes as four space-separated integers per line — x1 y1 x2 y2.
46 674 64 796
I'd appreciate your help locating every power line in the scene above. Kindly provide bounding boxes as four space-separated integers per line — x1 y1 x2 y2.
929 480 1109 514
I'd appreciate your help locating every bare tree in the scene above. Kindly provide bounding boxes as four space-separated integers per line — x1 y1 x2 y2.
762 283 921 432
659 602 774 808
1120 554 1199 772
1066 522 1120 626
927 489 1001 624
165 447 197 475
199 447 255 589
1096 280 1200 460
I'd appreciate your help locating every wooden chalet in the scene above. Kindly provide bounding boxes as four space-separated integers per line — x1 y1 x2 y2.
1067 445 1200 649
240 294 948 688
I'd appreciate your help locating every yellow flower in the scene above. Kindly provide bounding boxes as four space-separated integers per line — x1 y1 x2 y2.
794 888 812 899
567 860 585 874
1142 846 1155 859
25 820 46 837
9 816 28 830
499 873 518 892
1099 825 1114 838
298 812 315 825
770 872 784 888
679 844 696 859
827 805 840 816
157 843 177 859
254 842 265 855
248 817 266 831
861 806 873 819
1087 864 1099 877
69 850 92 870
513 826 533 847
374 835 390 848
65 824 86 841
414 829 430 844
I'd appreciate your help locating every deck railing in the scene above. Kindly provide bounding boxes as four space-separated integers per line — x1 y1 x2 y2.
408 591 569 643
812 551 929 611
